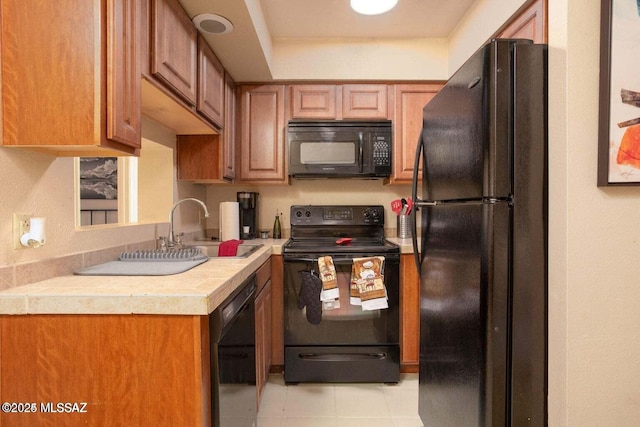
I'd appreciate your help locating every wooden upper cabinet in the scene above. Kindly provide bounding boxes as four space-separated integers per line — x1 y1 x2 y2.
197 35 225 128
289 84 389 120
177 75 236 183
496 0 547 43
342 84 390 119
151 0 198 106
108 0 142 147
222 73 236 181
0 0 141 156
239 85 287 183
392 84 443 182
176 134 221 182
290 85 338 119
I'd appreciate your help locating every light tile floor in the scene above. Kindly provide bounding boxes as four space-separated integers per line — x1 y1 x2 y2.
257 373 424 427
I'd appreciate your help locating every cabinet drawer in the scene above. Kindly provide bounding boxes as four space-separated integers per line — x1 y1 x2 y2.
256 258 272 293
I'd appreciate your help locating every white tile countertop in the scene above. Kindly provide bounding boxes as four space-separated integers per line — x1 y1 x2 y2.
0 239 288 316
386 237 417 253
0 237 416 316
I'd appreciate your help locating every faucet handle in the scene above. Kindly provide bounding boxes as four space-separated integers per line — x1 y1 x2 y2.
175 232 184 246
157 236 167 251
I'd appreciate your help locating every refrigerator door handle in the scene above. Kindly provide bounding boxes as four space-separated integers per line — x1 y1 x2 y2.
358 132 364 173
411 133 425 275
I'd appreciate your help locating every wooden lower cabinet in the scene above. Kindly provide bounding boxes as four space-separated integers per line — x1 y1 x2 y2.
0 314 211 426
400 253 420 373
270 255 285 370
255 259 273 407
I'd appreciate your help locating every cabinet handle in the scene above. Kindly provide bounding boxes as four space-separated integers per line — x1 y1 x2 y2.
358 132 364 173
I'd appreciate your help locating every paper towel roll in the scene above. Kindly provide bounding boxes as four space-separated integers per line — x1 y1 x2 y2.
219 202 240 241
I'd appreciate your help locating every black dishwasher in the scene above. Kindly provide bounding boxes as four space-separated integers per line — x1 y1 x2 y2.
210 274 257 427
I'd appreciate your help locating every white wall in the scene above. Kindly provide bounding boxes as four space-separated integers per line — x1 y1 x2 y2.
548 0 640 424
447 0 640 424
0 120 205 268
448 0 527 73
271 38 449 81
205 180 414 236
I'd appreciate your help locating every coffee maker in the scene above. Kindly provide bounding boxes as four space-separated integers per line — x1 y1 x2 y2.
237 192 258 240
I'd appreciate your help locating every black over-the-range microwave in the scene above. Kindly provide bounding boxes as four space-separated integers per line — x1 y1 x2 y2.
287 120 392 178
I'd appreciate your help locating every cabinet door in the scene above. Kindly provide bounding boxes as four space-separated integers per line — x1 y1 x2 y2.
0 0 139 156
0 315 211 426
176 134 221 182
270 255 284 368
239 85 286 182
255 279 272 407
400 254 419 372
497 0 546 43
197 35 224 128
222 73 236 180
392 84 442 182
107 0 142 148
290 85 338 119
342 84 389 119
151 0 197 105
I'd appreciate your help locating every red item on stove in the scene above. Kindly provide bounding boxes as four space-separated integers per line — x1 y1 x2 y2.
336 237 352 245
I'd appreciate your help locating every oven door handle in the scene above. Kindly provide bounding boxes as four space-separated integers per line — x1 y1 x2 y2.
284 256 356 264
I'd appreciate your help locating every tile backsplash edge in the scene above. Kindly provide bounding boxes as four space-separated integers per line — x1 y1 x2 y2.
0 239 157 291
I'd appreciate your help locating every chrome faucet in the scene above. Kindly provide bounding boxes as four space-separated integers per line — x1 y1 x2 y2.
168 198 210 247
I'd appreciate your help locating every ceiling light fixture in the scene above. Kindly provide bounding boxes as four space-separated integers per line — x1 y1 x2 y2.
192 13 233 35
350 0 398 15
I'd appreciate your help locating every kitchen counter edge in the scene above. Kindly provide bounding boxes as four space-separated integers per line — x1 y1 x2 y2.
0 239 288 316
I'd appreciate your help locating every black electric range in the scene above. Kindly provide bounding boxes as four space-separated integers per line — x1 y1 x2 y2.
283 205 399 257
282 205 400 384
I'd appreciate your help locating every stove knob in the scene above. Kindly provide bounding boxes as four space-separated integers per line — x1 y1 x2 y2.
305 210 312 217
295 210 303 218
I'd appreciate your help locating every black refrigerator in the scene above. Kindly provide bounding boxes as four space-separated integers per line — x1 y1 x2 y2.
410 39 547 426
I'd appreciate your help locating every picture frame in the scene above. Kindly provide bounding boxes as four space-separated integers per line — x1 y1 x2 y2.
79 157 118 226
598 0 640 186
79 157 118 199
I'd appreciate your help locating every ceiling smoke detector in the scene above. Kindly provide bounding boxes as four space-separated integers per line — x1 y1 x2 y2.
350 0 398 15
192 13 233 35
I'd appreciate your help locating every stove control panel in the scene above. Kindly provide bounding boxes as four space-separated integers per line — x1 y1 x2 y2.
290 205 385 226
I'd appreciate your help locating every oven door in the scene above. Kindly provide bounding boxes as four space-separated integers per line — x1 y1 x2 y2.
283 253 399 346
283 252 400 382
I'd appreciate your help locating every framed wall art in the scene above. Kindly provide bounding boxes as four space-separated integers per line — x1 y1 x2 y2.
79 157 118 225
598 0 640 185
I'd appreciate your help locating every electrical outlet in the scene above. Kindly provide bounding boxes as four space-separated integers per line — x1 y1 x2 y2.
13 213 31 249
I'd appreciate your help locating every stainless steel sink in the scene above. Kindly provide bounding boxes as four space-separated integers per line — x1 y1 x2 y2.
185 241 263 258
